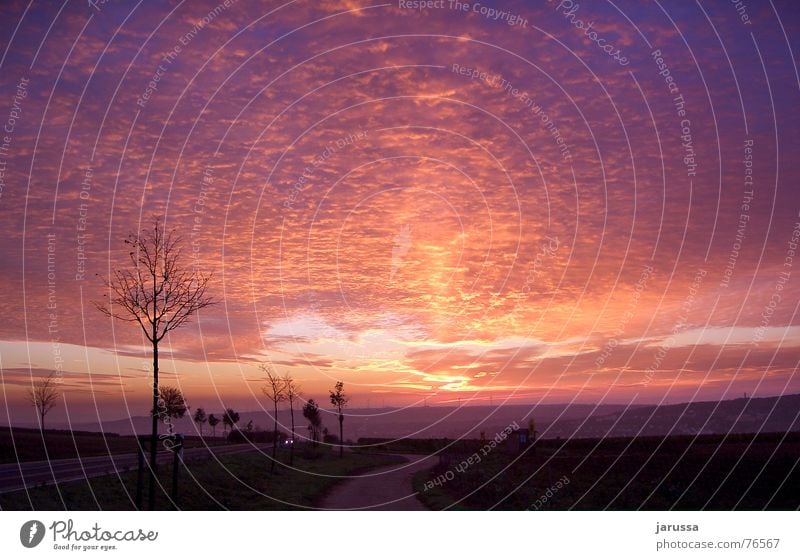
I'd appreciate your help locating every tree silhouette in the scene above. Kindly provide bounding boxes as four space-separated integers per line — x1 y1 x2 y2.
95 218 215 509
207 413 220 437
151 386 188 428
329 381 348 457
222 408 239 437
193 407 207 436
302 399 322 447
282 373 301 465
27 372 60 434
260 364 286 472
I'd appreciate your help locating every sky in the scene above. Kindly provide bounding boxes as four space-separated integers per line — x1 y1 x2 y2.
1 0 799 425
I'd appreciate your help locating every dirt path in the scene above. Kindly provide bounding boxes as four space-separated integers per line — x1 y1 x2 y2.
320 454 437 510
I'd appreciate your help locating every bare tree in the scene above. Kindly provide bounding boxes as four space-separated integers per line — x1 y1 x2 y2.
282 374 301 465
329 381 348 457
260 364 286 472
95 218 215 509
27 372 60 433
207 413 220 437
193 407 207 436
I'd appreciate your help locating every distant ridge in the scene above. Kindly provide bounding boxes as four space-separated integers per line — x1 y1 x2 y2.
54 393 800 440
544 393 800 439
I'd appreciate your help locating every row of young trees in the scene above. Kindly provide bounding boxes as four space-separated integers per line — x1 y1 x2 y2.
190 373 349 468
27 371 348 459
27 218 350 509
191 407 240 437
260 368 349 465
26 376 201 437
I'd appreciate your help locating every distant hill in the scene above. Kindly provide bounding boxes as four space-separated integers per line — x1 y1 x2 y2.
542 394 800 439
61 394 800 440
66 402 627 439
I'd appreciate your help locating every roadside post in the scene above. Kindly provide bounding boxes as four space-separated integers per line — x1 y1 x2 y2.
135 435 148 510
171 433 184 502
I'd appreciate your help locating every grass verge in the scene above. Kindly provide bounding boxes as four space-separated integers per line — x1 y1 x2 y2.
0 447 404 510
0 426 228 463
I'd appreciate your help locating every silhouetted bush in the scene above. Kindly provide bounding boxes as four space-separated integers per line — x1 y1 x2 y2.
227 429 283 444
323 432 340 444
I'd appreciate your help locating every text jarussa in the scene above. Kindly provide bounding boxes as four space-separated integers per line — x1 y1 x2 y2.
655 523 699 534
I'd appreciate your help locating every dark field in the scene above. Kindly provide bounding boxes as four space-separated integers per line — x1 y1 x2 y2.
0 426 227 463
4 429 798 511
410 432 800 510
0 445 405 510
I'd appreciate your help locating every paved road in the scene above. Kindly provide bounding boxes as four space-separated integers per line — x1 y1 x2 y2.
320 454 438 510
0 443 270 494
